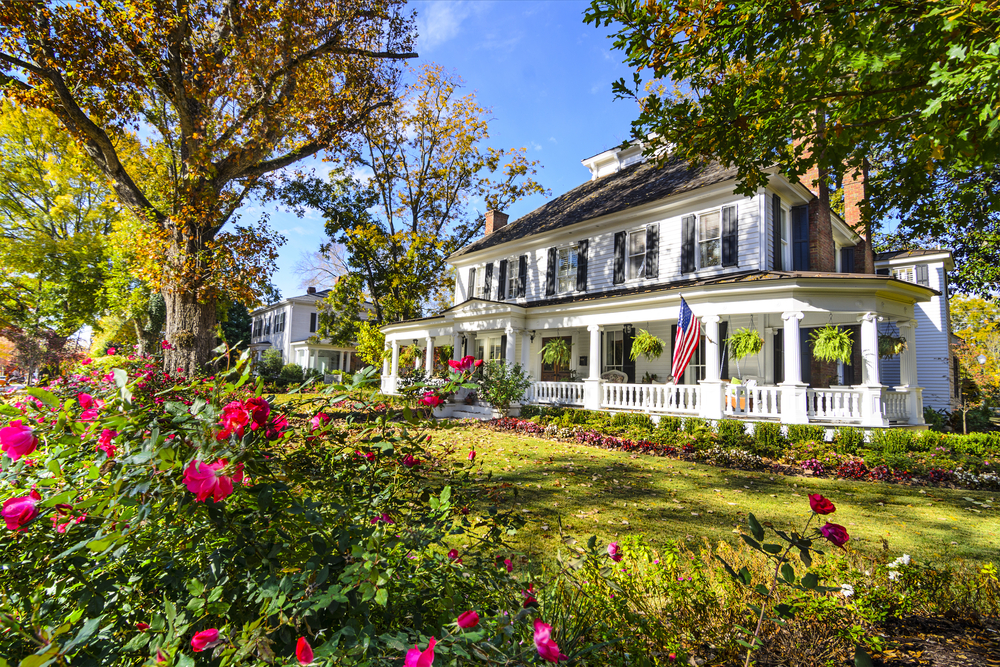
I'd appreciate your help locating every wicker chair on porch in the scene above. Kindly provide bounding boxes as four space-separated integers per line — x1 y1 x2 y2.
600 370 628 383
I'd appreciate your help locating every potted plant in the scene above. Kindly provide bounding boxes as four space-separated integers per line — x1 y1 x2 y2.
629 329 665 361
726 327 764 379
810 325 854 365
540 338 573 368
878 334 907 359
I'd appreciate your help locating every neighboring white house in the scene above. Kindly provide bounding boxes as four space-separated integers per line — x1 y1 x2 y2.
379 144 954 429
249 287 359 376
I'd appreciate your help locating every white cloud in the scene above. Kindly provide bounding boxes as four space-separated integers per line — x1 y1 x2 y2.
415 1 474 51
531 141 542 151
549 137 557 143
590 82 605 95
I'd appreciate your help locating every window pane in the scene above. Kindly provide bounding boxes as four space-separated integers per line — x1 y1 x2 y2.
778 209 787 242
700 211 720 240
629 254 644 278
628 231 645 256
557 248 577 292
700 239 721 267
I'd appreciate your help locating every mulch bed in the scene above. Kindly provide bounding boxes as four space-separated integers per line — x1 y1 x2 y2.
879 616 1000 666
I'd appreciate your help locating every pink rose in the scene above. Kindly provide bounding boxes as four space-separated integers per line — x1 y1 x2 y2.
456 610 479 629
371 512 395 525
467 450 476 463
183 459 242 503
136 622 150 631
78 393 96 410
809 494 836 515
82 358 92 365
265 414 288 441
244 397 270 429
1 420 38 461
533 619 568 663
523 583 538 607
419 392 444 408
820 522 850 547
404 636 436 667
309 413 330 432
156 649 168 663
296 637 313 665
503 558 513 573
2 489 41 530
96 429 118 458
402 454 419 468
107 347 116 355
217 401 251 439
447 549 460 560
190 628 220 652
607 542 623 562
161 340 173 350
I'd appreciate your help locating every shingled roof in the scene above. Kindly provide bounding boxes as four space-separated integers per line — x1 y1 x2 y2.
450 156 738 258
875 248 951 261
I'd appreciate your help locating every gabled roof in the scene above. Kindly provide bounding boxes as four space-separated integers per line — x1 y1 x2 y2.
450 156 737 259
875 249 951 261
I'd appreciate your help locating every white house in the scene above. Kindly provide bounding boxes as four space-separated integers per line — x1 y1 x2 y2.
379 144 954 428
249 287 359 376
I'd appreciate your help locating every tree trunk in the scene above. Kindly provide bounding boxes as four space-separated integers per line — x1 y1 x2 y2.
162 283 218 377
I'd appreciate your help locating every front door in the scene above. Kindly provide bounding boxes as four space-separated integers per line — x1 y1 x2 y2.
540 336 573 381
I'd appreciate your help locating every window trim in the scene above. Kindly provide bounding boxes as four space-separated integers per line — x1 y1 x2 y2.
555 245 579 294
626 228 647 281
696 209 723 271
506 257 518 300
778 204 790 269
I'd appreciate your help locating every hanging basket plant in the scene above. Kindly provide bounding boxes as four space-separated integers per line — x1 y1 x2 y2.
629 329 665 361
810 325 854 365
540 338 573 368
727 327 764 361
878 334 907 359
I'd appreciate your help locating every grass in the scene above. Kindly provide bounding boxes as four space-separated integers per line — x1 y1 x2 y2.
431 426 1000 566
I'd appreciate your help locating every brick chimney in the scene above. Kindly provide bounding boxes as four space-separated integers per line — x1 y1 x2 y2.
844 167 874 274
307 286 316 295
485 209 509 236
792 133 836 272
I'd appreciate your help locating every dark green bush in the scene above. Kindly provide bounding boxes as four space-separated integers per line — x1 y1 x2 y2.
716 419 750 449
658 416 682 432
923 406 950 431
279 362 305 384
834 426 865 455
752 422 786 458
787 424 825 443
684 417 708 434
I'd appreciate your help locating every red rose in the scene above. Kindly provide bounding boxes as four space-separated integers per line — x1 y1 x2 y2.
808 493 836 515
820 522 850 547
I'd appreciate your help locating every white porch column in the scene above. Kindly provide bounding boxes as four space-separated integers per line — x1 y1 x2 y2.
896 320 925 425
466 333 477 360
452 332 462 362
381 343 390 376
520 331 531 371
779 311 808 424
857 312 888 427
505 326 517 364
390 340 400 393
425 336 434 375
699 315 724 420
345 351 352 373
584 323 603 410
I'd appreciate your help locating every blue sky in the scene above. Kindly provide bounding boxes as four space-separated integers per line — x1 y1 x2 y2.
267 0 640 298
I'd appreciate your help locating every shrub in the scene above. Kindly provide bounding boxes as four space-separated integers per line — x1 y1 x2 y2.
478 360 532 416
752 421 786 458
870 428 915 453
834 426 865 454
716 419 749 449
787 424 825 443
923 406 950 431
683 417 708 434
257 347 284 378
279 362 305 384
915 430 945 451
658 415 682 432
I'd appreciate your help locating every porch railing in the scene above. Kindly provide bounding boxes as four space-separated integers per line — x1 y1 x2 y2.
528 381 585 406
883 390 909 422
601 383 701 414
806 388 862 422
724 384 781 420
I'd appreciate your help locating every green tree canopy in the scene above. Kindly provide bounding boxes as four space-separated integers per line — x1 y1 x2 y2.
584 0 1000 235
280 64 547 344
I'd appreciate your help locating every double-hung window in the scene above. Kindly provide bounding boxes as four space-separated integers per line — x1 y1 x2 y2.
698 211 722 268
506 258 517 299
557 247 577 293
475 335 503 361
893 267 914 283
779 208 789 268
603 330 624 374
627 230 646 280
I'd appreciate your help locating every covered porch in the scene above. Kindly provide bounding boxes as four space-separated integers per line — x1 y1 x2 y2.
380 274 932 428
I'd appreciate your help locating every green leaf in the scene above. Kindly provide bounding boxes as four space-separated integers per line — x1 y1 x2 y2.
780 563 795 583
740 534 761 551
186 580 205 597
26 386 59 408
798 547 812 567
762 543 783 555
747 513 764 541
802 572 819 590
854 645 875 667
375 588 388 606
113 368 128 388
0 404 20 416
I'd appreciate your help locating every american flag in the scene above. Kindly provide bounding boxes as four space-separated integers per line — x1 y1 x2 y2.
671 297 701 383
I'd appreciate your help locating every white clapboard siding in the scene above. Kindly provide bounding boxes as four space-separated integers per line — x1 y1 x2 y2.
916 265 956 411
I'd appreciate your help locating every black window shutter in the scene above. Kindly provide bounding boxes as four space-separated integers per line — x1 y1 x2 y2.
577 239 589 291
518 255 527 297
468 268 476 299
484 263 493 299
719 321 729 379
721 206 738 267
497 259 508 299
773 328 784 384
309 313 317 333
545 247 557 295
840 247 855 273
800 328 812 385
613 232 626 285
681 215 696 273
645 223 659 278
916 264 929 286
500 334 507 361
622 327 636 383
772 194 783 271
876 267 890 276
791 205 809 271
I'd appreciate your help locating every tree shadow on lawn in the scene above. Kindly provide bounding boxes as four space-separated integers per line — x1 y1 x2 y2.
469 437 999 564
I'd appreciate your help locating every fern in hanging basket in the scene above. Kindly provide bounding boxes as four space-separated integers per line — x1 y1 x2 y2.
727 327 764 361
878 334 907 359
540 338 573 367
629 329 665 361
810 325 854 364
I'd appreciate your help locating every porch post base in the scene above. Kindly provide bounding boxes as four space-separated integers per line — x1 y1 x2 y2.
905 386 925 425
858 385 889 427
381 375 398 394
583 379 603 411
779 383 808 424
699 380 724 421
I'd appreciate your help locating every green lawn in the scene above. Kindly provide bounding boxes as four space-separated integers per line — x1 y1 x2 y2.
432 426 1000 565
